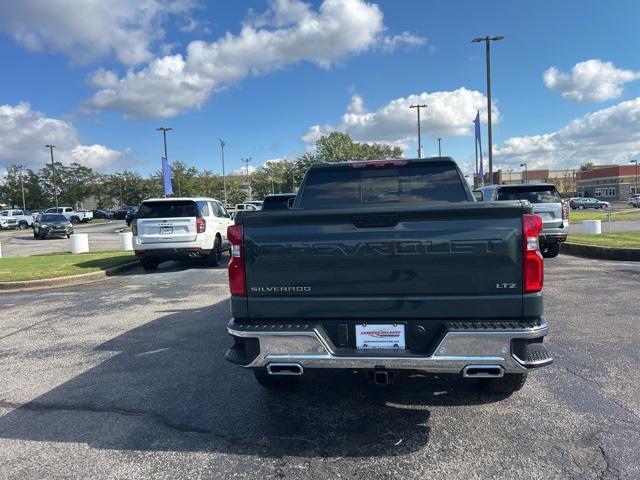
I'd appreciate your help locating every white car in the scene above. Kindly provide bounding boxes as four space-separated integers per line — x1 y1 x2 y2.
628 194 640 207
0 209 33 229
132 197 233 270
44 207 93 223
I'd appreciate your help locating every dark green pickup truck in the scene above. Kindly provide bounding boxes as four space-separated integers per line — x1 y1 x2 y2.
225 158 552 395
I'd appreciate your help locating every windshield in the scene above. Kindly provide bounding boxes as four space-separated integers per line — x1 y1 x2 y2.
137 201 197 218
41 214 67 222
497 186 561 203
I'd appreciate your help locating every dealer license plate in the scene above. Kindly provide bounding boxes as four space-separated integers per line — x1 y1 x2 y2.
355 324 405 349
160 226 173 235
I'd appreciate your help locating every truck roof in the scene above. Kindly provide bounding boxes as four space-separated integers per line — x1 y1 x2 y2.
143 197 222 203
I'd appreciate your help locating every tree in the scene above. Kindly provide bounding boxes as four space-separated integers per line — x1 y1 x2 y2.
580 162 595 171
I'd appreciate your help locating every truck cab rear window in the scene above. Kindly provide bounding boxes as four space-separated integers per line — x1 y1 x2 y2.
137 201 197 218
299 163 468 209
496 187 561 203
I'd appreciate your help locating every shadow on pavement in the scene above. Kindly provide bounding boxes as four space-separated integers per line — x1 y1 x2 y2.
0 299 503 458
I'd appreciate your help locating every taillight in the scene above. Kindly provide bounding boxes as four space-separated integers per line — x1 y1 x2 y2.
227 224 246 296
131 219 138 235
196 217 206 233
523 214 543 294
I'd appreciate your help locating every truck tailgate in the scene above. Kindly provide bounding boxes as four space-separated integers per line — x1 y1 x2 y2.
241 203 527 319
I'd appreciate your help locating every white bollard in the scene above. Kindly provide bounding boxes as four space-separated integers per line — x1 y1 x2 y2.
119 232 134 251
582 220 602 235
70 233 89 254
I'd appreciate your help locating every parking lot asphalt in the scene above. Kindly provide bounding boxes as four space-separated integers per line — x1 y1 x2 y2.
0 255 638 479
0 221 125 257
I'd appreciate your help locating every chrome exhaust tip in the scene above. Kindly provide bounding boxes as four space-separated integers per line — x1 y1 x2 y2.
266 363 304 376
462 365 504 378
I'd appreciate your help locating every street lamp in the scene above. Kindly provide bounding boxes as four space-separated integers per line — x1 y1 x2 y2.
472 35 504 183
520 162 528 184
219 139 227 206
19 166 26 210
45 144 58 209
631 159 639 195
437 138 442 156
409 104 427 158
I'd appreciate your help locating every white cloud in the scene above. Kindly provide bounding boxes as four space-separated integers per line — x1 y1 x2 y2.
0 103 130 171
85 0 421 120
0 0 196 66
494 97 640 169
543 59 640 102
380 32 427 52
302 88 497 152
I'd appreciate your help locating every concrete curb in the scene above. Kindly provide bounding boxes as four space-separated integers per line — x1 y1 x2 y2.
561 242 640 262
0 261 139 292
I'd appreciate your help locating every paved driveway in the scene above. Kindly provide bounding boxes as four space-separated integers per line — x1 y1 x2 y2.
0 256 638 479
0 221 125 257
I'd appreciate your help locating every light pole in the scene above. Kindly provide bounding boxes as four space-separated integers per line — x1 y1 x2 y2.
156 127 174 195
631 159 639 195
472 35 504 183
241 157 252 201
45 144 58 209
437 138 442 156
410 104 428 158
19 166 26 210
520 162 528 184
219 139 227 206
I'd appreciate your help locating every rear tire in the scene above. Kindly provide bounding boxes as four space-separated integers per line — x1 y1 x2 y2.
33 230 38 238
484 373 527 396
18 221 28 229
578 205 585 210
542 243 560 258
253 368 299 389
70 217 79 224
140 258 159 271
207 236 222 267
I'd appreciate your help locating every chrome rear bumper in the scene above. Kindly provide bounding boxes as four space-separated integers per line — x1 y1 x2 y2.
227 318 551 374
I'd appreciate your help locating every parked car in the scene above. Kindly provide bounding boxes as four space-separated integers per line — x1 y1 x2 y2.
43 207 93 223
627 194 640 207
92 209 114 219
0 209 34 229
569 197 610 210
125 206 139 226
132 197 233 270
32 213 74 239
234 203 261 212
114 206 138 220
262 193 296 210
225 158 552 395
476 184 568 258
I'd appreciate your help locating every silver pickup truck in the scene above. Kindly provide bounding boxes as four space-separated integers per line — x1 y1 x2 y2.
476 184 569 258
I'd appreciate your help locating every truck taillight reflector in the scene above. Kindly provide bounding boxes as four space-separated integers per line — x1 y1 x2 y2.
227 224 246 296
196 217 206 233
523 214 543 294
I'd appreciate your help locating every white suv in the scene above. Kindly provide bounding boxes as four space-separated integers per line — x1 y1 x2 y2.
132 197 233 270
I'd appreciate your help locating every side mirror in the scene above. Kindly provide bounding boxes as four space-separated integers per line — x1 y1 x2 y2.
472 191 484 202
287 198 295 209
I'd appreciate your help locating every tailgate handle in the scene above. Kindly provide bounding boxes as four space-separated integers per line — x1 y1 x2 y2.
352 214 399 228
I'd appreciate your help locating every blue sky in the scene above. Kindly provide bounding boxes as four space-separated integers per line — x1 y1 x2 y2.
2 0 640 177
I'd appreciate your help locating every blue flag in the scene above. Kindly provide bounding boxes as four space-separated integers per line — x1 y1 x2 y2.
162 157 173 196
474 111 484 181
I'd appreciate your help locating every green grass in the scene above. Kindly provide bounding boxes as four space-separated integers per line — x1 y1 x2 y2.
568 232 640 248
570 210 640 223
0 251 136 282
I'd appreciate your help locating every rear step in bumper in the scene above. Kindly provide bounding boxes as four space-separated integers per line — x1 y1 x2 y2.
227 318 552 374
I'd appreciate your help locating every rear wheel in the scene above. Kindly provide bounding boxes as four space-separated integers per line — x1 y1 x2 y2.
578 205 585 210
207 236 222 267
484 373 527 396
18 221 28 229
253 368 299 389
70 216 80 224
140 258 159 271
542 243 560 258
